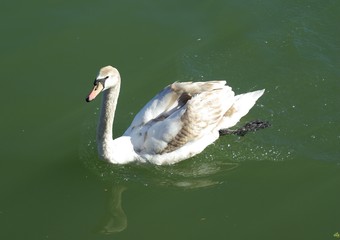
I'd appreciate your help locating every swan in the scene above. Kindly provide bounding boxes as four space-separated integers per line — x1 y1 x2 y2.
86 65 265 165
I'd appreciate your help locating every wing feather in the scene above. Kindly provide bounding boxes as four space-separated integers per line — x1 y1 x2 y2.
161 87 234 153
124 81 235 155
124 85 179 135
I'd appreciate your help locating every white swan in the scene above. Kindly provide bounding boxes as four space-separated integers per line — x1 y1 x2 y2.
86 66 265 165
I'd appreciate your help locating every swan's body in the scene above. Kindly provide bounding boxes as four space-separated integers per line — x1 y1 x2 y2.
86 66 265 165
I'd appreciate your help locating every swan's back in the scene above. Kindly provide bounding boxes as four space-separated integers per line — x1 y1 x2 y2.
123 81 264 164
125 81 227 128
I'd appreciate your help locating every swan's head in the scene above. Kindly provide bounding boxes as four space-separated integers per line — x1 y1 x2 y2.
86 65 120 102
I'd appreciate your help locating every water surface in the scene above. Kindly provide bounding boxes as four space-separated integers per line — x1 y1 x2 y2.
1 0 339 239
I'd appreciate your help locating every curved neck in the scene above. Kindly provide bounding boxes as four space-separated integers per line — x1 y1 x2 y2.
97 79 121 148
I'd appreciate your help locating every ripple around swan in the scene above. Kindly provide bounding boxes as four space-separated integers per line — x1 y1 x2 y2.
80 126 291 190
81 148 238 189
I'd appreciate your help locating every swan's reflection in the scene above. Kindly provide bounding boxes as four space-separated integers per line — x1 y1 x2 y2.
99 185 127 234
96 161 238 234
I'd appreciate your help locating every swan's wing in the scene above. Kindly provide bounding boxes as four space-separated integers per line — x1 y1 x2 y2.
158 87 235 154
123 81 227 135
132 82 235 154
123 85 178 136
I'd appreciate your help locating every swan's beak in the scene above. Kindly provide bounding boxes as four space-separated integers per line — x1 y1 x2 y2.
86 83 104 102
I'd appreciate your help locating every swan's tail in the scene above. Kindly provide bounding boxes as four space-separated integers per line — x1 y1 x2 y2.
219 89 265 129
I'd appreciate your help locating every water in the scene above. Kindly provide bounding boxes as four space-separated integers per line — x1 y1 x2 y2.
1 0 339 239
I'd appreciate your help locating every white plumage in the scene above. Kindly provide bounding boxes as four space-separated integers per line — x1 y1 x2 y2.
86 66 265 165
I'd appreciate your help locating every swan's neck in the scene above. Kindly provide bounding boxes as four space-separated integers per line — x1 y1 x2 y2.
97 80 121 157
96 79 139 164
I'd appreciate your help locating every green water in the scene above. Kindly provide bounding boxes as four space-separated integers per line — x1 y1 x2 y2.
1 0 339 239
